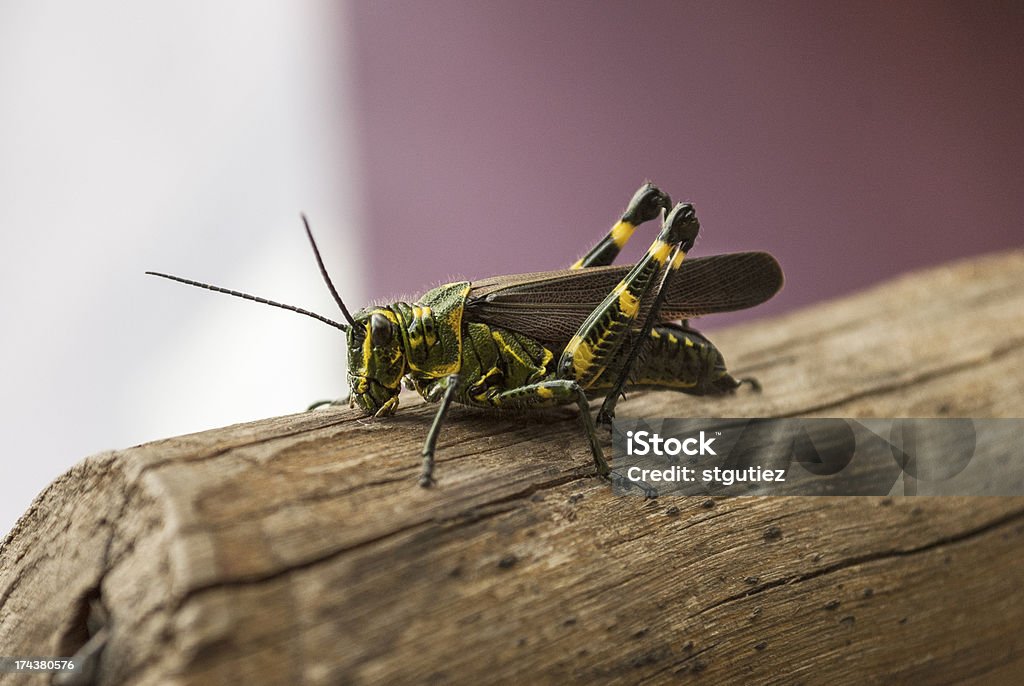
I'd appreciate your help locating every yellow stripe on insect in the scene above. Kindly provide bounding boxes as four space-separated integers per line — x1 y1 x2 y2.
648 240 672 265
361 319 374 362
615 283 640 318
491 331 529 369
540 346 554 369
537 386 555 399
423 313 438 348
610 220 636 248
672 249 686 269
568 335 596 379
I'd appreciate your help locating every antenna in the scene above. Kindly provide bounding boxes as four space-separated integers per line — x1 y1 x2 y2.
145 271 350 332
301 214 356 328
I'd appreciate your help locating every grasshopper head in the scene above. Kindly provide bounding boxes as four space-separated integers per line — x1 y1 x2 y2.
347 307 406 416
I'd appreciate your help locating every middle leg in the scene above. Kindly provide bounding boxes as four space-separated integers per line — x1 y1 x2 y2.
484 379 608 476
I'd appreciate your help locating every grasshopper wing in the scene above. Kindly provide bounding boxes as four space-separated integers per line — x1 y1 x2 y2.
464 252 783 345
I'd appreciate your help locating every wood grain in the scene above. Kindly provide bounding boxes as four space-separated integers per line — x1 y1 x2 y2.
2 250 1023 685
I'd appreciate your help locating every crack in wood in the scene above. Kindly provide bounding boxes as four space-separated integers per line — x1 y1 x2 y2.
689 505 1024 619
170 472 592 613
774 337 1024 418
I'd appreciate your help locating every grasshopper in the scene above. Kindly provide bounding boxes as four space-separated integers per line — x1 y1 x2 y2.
148 183 783 486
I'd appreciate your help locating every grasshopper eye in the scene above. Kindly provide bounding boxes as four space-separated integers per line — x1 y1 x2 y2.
370 313 393 347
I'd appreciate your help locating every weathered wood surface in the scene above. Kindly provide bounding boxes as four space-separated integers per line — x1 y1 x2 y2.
2 250 1023 685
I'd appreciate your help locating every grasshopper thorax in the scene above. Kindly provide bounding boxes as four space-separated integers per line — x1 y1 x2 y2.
348 307 406 417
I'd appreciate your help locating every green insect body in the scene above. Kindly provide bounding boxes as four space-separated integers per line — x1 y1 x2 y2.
148 183 783 487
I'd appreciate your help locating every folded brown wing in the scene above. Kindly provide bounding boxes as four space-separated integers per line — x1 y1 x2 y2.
464 252 783 346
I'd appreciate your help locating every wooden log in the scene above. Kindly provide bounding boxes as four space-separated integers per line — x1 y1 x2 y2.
2 250 1023 685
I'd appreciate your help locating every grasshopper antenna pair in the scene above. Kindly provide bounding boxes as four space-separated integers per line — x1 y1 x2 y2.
146 216 355 332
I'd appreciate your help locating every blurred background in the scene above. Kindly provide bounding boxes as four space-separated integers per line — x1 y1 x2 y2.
1 1 1021 537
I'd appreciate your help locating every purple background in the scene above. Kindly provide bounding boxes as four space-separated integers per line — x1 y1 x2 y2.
348 1 1023 325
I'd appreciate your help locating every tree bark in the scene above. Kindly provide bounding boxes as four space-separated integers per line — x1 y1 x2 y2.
2 250 1023 685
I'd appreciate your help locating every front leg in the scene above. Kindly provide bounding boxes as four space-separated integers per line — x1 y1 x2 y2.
482 380 608 477
306 396 349 411
420 374 460 487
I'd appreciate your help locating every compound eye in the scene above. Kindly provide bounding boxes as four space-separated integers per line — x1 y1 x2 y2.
370 313 393 347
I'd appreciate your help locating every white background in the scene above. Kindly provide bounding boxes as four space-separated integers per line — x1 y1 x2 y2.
0 1 365 537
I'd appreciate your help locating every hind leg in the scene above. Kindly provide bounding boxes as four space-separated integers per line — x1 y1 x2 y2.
570 183 671 269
